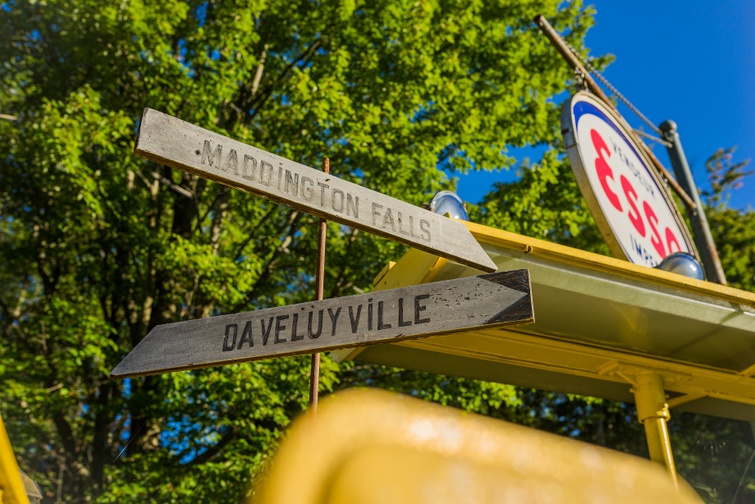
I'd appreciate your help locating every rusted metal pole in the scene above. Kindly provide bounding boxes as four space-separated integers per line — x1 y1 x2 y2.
309 157 329 412
534 15 697 212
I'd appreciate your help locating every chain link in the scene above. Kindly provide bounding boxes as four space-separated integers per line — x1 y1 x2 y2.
633 128 672 148
562 39 663 137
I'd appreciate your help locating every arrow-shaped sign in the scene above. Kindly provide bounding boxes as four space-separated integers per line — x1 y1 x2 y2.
134 108 497 273
111 270 532 378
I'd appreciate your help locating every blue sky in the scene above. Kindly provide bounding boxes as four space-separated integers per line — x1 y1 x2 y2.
456 1 755 211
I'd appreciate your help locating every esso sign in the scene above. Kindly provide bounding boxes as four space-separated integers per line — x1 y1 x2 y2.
561 93 696 267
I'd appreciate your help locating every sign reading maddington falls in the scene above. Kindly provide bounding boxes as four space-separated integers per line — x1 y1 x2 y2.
111 270 533 378
561 92 696 267
134 108 496 273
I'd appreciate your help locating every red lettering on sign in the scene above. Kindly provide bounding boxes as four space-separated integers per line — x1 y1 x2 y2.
665 228 680 254
620 174 645 237
590 129 622 211
643 201 665 257
587 127 689 261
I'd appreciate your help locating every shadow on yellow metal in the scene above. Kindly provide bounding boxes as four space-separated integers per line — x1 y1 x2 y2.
252 389 702 504
0 416 30 504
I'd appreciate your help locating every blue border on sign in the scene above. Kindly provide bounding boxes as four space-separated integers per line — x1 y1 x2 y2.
572 100 662 199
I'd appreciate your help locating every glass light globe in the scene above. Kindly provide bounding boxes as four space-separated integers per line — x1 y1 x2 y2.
656 252 706 281
429 191 469 221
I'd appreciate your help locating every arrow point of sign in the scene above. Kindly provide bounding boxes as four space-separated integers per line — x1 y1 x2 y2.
480 270 530 292
458 237 497 273
486 295 533 325
480 270 534 325
110 349 140 379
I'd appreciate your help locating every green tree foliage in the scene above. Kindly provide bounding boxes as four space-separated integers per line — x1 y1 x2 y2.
0 0 597 500
475 148 609 254
703 147 755 293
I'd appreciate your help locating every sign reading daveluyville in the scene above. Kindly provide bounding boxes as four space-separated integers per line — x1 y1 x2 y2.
111 270 533 377
111 109 533 378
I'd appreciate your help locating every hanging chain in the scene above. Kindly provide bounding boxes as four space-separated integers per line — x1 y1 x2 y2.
573 68 588 91
562 39 668 142
634 128 672 148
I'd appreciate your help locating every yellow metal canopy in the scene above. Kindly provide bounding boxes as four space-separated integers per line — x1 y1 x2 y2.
333 221 755 422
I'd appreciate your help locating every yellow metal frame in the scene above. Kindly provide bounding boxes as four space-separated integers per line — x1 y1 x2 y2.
334 220 755 486
0 416 30 504
464 221 753 306
469 222 753 481
632 373 678 485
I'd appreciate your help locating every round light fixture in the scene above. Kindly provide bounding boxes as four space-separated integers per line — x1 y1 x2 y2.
429 191 469 221
656 252 706 281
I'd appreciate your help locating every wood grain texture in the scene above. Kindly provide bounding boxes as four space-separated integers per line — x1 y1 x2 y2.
111 270 532 378
134 108 497 272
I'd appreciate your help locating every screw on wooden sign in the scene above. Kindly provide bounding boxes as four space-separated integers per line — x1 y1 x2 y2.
110 270 533 378
134 108 497 273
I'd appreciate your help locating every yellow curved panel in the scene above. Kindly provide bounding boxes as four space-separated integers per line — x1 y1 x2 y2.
0 416 30 504
253 389 701 504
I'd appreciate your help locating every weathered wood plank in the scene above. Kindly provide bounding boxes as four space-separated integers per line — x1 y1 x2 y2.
111 270 532 378
134 108 497 272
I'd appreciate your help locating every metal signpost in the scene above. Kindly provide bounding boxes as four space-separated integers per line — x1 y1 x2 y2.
111 270 533 378
134 108 497 273
659 120 727 284
561 92 697 268
309 157 330 411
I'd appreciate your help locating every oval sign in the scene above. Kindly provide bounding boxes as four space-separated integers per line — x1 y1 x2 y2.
561 92 696 267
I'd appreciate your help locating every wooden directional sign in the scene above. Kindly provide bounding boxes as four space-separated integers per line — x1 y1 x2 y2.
111 270 532 378
134 108 497 272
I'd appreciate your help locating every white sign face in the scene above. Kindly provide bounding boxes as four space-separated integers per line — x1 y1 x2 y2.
561 93 696 267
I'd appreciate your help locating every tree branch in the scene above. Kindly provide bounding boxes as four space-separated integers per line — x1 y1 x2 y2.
231 210 302 312
247 39 322 122
233 205 279 261
174 429 237 467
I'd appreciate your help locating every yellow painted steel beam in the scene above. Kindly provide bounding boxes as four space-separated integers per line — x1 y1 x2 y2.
665 394 706 409
401 329 755 406
253 389 701 504
633 373 678 486
371 248 448 291
462 220 755 307
0 416 30 504
739 363 755 377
